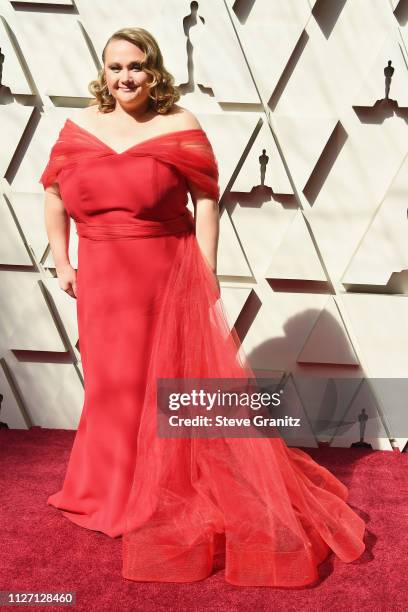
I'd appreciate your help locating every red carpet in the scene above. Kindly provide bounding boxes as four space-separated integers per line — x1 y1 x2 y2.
1 427 407 611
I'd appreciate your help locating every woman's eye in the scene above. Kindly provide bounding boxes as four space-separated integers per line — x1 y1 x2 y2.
109 66 141 72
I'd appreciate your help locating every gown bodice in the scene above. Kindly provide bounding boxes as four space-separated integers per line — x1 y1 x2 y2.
39 118 220 226
58 154 189 224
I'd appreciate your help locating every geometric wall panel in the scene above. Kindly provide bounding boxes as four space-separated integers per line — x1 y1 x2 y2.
217 208 252 278
11 0 73 4
329 379 394 451
272 374 319 448
340 293 408 377
400 22 408 59
242 291 329 372
12 361 83 429
6 192 49 262
230 121 293 194
368 378 408 452
1 0 406 450
44 21 98 98
265 211 326 281
4 275 66 351
226 0 310 103
271 116 339 191
1 6 80 98
272 1 393 116
230 203 298 278
0 361 29 430
219 285 252 330
297 297 359 366
307 114 408 279
197 112 263 196
0 193 33 265
0 104 33 177
178 0 259 103
342 152 408 288
0 17 32 94
293 376 363 444
352 33 408 107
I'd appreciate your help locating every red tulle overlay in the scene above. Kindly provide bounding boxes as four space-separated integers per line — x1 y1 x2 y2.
122 230 366 587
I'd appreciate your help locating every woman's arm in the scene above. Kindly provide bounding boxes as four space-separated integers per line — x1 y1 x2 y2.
190 186 219 273
44 184 78 299
189 183 220 297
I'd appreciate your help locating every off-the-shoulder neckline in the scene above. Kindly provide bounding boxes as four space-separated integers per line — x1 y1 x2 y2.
65 118 206 155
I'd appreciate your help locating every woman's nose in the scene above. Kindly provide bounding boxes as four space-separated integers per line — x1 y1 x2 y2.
121 69 131 81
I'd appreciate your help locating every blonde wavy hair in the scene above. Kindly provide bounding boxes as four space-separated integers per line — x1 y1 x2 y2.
88 27 180 114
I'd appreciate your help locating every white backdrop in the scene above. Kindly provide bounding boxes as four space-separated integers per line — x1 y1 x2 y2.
1 0 407 451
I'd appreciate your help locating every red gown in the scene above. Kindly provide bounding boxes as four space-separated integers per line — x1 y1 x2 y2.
39 118 366 587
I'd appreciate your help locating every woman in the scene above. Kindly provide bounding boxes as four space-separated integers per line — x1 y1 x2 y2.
40 27 366 587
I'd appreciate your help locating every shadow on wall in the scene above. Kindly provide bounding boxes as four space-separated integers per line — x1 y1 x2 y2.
236 304 389 449
393 0 408 26
179 1 214 97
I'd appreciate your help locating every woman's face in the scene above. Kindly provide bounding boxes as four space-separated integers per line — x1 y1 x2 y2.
104 39 152 109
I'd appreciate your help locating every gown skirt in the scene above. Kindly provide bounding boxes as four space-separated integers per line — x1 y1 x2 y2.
40 118 366 587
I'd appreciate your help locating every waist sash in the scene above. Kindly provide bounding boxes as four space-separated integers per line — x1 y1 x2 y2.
75 210 195 240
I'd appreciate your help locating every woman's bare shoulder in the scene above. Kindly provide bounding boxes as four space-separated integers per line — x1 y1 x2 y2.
165 104 202 131
69 104 98 127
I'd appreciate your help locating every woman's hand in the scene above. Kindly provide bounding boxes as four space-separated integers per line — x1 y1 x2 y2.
56 263 77 299
44 186 76 297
